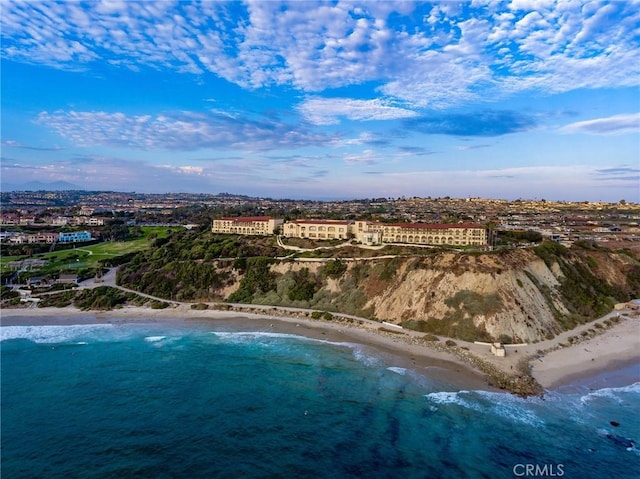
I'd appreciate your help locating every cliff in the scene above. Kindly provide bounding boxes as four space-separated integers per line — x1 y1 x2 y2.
224 245 639 343
118 235 640 343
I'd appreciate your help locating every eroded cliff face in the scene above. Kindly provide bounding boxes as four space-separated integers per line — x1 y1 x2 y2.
367 248 639 341
257 247 639 342
357 251 567 342
207 245 638 342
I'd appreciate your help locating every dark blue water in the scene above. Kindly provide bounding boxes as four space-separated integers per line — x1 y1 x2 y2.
2 322 639 478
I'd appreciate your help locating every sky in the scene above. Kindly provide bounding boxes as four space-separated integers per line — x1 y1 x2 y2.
1 0 639 202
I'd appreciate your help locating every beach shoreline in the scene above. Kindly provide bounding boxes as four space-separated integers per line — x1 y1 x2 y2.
0 305 493 392
2 304 639 394
528 317 640 390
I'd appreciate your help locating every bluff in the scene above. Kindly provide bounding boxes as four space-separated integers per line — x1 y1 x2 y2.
117 233 639 342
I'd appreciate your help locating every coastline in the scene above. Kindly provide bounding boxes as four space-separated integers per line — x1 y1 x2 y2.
529 317 640 390
2 304 639 394
0 305 493 392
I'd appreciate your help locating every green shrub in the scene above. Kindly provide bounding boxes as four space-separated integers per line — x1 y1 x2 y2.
0 286 20 301
287 268 317 301
228 257 276 303
444 290 503 316
191 303 209 310
322 259 347 279
74 286 129 310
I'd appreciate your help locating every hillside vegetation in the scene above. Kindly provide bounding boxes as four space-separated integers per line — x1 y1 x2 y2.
117 231 640 342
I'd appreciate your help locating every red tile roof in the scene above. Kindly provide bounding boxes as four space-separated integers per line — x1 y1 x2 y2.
290 219 350 225
218 216 273 222
383 222 485 230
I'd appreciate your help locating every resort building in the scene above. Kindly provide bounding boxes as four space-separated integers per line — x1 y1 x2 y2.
212 217 284 236
353 220 488 246
210 216 487 247
283 219 351 240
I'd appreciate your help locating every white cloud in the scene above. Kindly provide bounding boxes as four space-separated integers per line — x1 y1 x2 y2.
298 97 417 125
559 113 640 135
2 1 639 109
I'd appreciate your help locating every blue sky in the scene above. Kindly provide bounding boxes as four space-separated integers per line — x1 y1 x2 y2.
1 0 639 202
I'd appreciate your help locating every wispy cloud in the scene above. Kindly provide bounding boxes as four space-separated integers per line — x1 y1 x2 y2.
2 139 64 151
298 97 417 125
404 110 537 137
559 113 640 135
35 110 332 151
592 165 640 183
397 146 436 156
456 144 492 151
595 167 640 175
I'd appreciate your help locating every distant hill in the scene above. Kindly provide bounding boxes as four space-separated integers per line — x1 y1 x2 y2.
2 181 83 192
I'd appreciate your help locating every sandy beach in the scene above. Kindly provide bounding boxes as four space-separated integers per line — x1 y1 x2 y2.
529 316 640 389
3 304 639 393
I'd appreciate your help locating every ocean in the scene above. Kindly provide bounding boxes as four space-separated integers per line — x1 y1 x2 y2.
2 320 639 478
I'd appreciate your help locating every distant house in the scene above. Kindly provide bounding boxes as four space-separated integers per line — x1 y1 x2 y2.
58 231 92 243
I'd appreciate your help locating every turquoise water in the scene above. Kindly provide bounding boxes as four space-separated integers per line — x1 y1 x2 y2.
2 321 639 478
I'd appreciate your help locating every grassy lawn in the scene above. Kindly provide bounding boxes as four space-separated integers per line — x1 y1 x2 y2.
1 226 178 274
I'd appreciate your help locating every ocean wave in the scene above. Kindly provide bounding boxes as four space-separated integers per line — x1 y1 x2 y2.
424 391 477 409
209 331 358 350
0 324 114 344
471 390 546 427
424 390 545 426
387 367 407 375
351 345 382 367
580 382 640 405
144 336 167 343
209 331 385 368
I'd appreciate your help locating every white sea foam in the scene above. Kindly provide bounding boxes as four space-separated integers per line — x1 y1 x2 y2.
351 345 381 367
211 331 313 342
424 390 544 424
387 367 407 375
424 391 476 409
144 336 167 343
0 324 114 344
473 390 546 427
491 402 545 427
210 331 356 350
580 382 640 405
210 331 384 368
